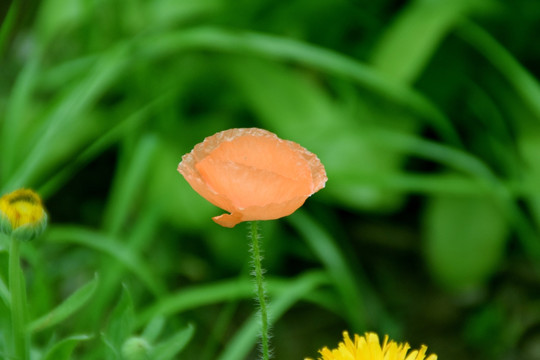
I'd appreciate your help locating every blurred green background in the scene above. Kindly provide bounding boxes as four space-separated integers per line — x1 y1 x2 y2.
1 0 540 359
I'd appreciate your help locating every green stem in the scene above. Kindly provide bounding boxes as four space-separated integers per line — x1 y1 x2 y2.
248 221 270 360
9 237 29 360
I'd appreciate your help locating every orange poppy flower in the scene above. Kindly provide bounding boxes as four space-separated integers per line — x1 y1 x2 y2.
178 128 327 227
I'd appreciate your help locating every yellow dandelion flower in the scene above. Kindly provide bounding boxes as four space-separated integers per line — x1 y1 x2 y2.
0 189 48 241
306 331 437 360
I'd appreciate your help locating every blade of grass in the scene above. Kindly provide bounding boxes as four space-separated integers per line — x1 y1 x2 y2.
46 226 166 297
42 334 93 360
37 96 164 199
136 271 330 329
141 317 166 343
103 286 134 350
29 274 99 333
103 134 158 235
216 271 330 360
373 173 490 195
88 206 161 331
372 128 540 260
0 0 19 57
1 53 42 182
200 299 240 360
457 20 540 121
370 0 489 83
288 210 392 332
373 128 496 181
2 43 130 192
136 277 253 328
138 26 460 146
151 324 195 360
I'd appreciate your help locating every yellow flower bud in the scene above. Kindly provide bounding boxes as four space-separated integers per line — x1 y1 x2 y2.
0 189 48 241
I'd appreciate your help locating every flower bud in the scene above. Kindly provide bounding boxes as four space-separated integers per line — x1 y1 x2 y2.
0 189 48 241
121 337 151 360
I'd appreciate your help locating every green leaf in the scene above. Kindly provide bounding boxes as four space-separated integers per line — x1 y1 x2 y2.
151 324 195 360
148 0 220 29
2 43 129 192
519 131 540 230
141 317 166 343
35 0 87 44
136 277 254 328
0 53 41 183
38 99 157 199
289 211 394 331
291 211 369 329
457 21 540 122
103 134 159 235
42 334 92 360
135 273 329 330
424 194 510 290
46 226 165 296
370 0 491 83
105 286 135 349
0 1 19 57
139 26 460 145
29 274 99 333
101 334 121 360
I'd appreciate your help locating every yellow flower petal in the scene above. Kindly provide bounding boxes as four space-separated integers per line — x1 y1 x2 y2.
306 332 437 360
0 189 48 241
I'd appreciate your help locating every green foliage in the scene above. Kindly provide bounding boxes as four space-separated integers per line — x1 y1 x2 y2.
103 286 134 354
1 0 540 358
42 334 93 360
30 274 99 333
150 324 195 360
424 195 509 290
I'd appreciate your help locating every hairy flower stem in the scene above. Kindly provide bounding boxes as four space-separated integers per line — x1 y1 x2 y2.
249 221 270 360
9 237 29 360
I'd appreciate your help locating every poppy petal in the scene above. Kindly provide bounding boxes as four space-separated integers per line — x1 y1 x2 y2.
196 157 311 209
177 128 327 227
212 212 243 228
